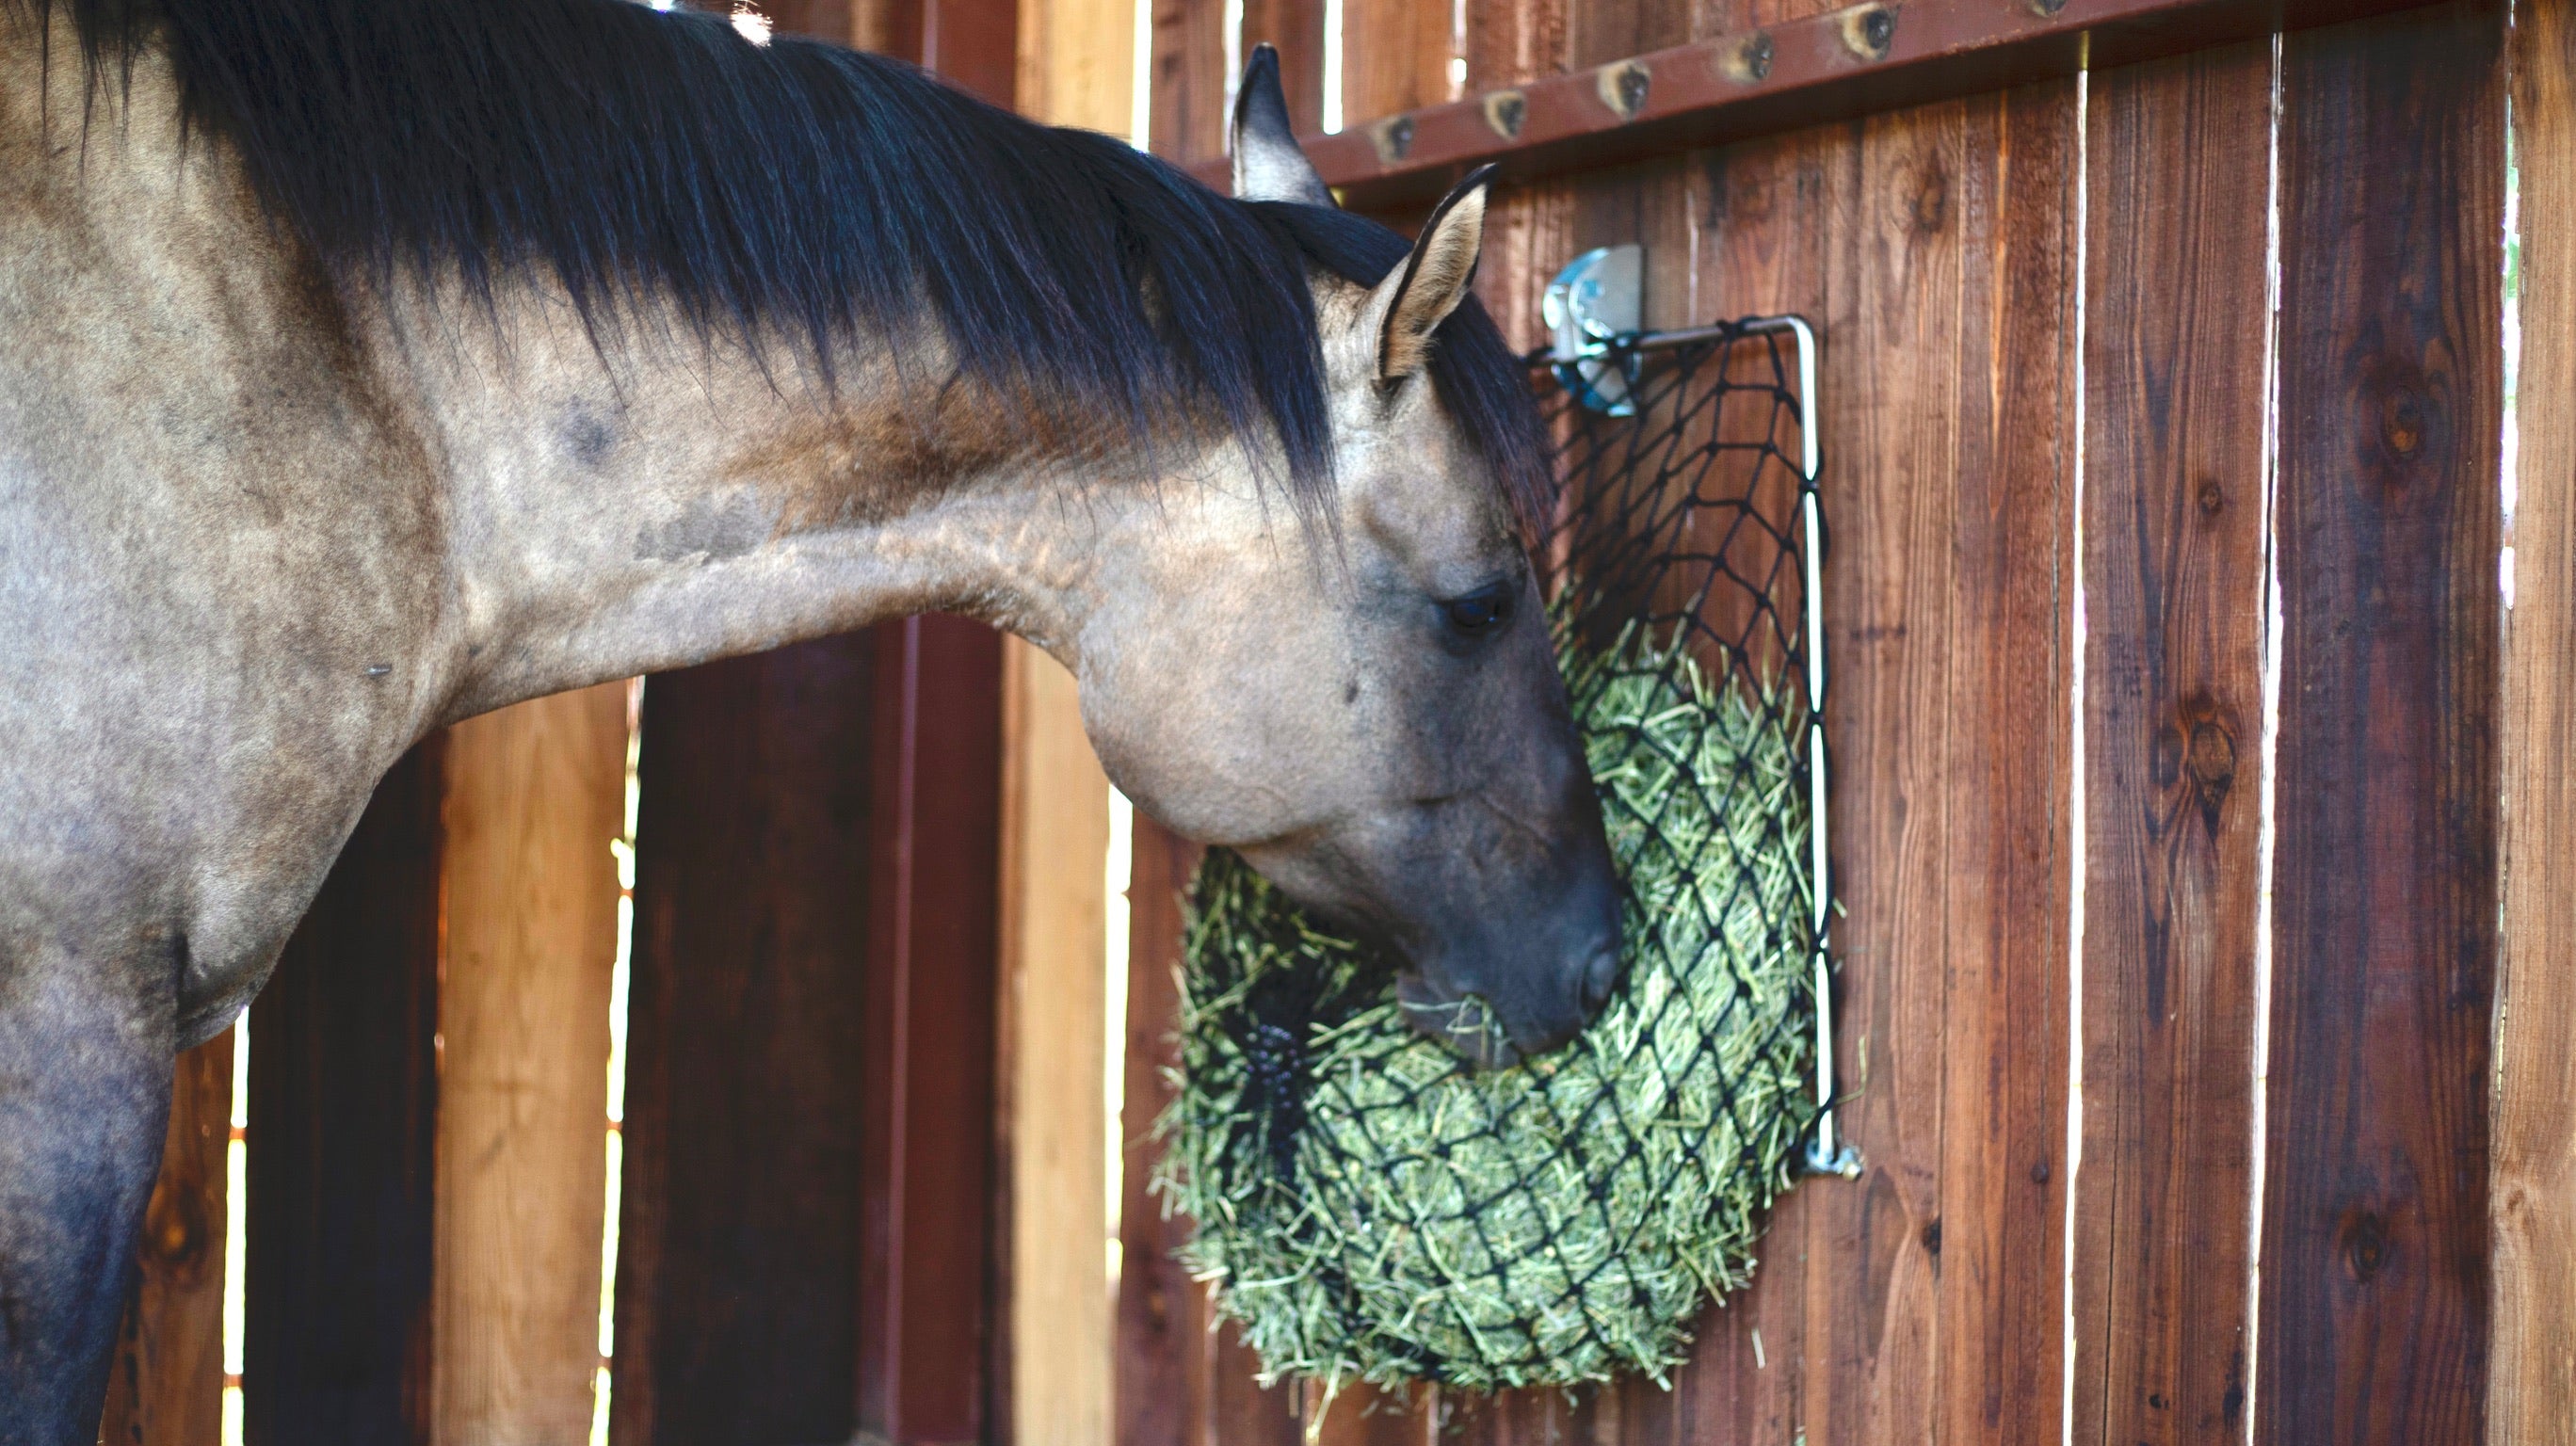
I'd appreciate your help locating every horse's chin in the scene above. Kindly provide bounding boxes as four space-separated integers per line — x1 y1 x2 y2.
1395 973 1523 1069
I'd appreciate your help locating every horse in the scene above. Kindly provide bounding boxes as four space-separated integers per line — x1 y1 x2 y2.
0 0 1623 1432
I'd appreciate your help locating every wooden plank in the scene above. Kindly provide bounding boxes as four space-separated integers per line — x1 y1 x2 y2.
1150 0 1229 168
1242 0 1328 135
1213 0 2427 211
432 686 628 1446
2492 0 2576 1433
1645 114 1852 1446
1792 89 1961 1446
1019 0 1133 136
1344 0 1455 126
2069 40 2271 1445
1113 818 1209 1446
856 616 1006 1444
999 638 1117 1446
2261 6 2504 1442
245 740 444 1446
610 640 873 1446
928 0 1020 108
1934 73 2078 1446
98 1031 233 1446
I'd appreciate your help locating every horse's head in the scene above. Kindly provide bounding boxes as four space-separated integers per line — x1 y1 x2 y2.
1071 50 1620 1063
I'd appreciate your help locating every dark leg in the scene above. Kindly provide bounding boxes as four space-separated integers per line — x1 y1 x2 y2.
0 941 176 1446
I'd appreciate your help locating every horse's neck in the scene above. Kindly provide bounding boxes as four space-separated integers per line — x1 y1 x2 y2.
391 299 1103 722
0 17 1111 730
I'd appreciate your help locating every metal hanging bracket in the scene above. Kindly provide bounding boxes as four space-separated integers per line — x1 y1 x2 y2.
1542 245 1643 415
1537 253 1860 1181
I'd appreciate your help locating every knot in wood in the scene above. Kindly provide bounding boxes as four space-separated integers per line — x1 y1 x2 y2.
2186 720 2235 793
1908 163 1948 234
2198 477 2226 515
2342 1208 2391 1282
2380 385 2426 459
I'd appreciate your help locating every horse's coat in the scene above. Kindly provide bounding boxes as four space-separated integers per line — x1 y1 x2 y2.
0 4 1619 1435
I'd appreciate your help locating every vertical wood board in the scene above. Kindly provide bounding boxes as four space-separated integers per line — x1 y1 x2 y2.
99 1032 233 1446
2262 6 2504 1441
999 637 1116 1446
433 686 628 1446
1150 0 1229 167
1242 0 1327 134
2490 0 2576 1434
2071 40 2272 1445
246 740 445 1446
856 616 1006 1445
612 639 874 1446
1932 74 2078 1446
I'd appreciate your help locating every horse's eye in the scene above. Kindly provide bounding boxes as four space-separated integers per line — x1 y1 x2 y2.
1441 583 1514 636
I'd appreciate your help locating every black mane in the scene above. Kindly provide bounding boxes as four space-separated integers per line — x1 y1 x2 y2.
35 0 1549 529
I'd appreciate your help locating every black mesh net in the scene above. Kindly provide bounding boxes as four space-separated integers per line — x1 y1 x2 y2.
1158 321 1834 1394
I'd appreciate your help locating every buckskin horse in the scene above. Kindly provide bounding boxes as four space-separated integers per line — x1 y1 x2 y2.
0 0 1622 1431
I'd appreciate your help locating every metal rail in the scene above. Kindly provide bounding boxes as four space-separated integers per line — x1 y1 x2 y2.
1533 313 1860 1180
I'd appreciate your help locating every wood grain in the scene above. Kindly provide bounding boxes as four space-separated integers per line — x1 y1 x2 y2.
1242 0 1328 135
97 1031 233 1446
1935 75 2078 1446
2069 40 2272 1445
1654 115 1853 1446
857 616 1006 1445
1018 0 1134 136
1794 94 1962 1446
1149 0 1229 168
1113 818 1206 1446
610 640 872 1446
2491 0 2576 1435
433 686 628 1446
1000 637 1117 1446
2262 6 2504 1441
1343 0 1455 125
245 740 445 1446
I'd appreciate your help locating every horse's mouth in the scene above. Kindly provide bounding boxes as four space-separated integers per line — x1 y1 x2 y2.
1395 973 1522 1068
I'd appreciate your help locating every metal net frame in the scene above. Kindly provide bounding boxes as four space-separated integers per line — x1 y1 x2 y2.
1162 318 1846 1392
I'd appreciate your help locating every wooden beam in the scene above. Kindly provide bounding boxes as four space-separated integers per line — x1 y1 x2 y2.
1198 0 2433 210
2490 0 2576 1432
245 741 445 1446
433 685 629 1446
997 640 1115 1446
2262 6 2504 1440
98 1030 233 1446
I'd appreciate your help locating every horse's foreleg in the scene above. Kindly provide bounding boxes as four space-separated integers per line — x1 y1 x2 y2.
0 940 176 1445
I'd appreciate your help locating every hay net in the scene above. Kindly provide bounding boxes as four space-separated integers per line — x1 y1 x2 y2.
1158 321 1832 1395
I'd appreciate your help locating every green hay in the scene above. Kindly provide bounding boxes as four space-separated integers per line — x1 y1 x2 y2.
1155 624 1818 1396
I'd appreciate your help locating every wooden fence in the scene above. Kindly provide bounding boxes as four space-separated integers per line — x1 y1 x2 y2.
99 0 2575 1442
1124 0 2568 1441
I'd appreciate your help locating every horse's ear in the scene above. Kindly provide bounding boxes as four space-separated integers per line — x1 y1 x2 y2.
1232 43 1333 205
1369 165 1495 382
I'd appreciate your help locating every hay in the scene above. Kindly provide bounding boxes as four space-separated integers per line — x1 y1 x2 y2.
1154 624 1817 1395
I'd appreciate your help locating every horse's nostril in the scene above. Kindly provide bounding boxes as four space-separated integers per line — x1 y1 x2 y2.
1579 947 1622 1016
